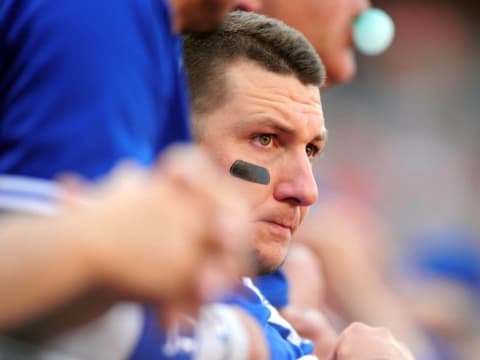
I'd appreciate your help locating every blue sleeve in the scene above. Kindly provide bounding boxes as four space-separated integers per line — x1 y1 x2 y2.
0 0 190 180
128 306 194 360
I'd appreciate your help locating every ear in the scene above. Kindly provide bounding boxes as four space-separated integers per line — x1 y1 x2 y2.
234 0 262 12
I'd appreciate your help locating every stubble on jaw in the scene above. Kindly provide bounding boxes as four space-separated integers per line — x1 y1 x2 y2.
250 248 287 276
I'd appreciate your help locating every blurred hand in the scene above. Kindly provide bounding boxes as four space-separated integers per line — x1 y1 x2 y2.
67 144 253 312
328 322 415 360
281 306 338 359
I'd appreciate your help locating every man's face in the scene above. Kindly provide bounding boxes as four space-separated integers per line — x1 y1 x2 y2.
196 61 327 273
259 0 370 85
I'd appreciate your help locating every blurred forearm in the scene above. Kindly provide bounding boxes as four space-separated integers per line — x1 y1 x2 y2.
0 213 94 329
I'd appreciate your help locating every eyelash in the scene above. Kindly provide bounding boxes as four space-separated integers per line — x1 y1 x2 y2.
306 144 320 159
254 134 320 159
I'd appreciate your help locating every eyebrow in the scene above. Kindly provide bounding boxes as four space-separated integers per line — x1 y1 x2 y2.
315 128 328 143
237 116 328 143
236 117 296 134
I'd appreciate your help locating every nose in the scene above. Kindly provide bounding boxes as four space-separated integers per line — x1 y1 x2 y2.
273 152 318 207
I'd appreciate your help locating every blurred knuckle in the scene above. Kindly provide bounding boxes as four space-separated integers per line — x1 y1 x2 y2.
376 326 393 338
347 321 368 333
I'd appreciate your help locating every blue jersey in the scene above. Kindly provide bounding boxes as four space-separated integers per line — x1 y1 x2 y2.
1 0 191 358
101 277 313 360
130 278 318 360
226 278 316 359
0 0 190 180
254 270 290 309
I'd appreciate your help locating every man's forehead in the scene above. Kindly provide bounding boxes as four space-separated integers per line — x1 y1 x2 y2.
223 60 324 121
224 60 320 95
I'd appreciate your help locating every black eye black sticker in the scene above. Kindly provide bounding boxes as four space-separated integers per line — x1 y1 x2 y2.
229 160 270 185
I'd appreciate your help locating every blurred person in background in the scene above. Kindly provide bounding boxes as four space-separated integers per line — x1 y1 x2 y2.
256 0 370 85
400 227 480 360
0 0 270 359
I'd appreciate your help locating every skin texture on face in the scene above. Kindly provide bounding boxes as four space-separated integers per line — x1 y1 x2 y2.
259 0 370 86
196 60 327 274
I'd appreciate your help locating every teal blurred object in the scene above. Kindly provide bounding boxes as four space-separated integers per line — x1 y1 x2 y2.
353 8 395 56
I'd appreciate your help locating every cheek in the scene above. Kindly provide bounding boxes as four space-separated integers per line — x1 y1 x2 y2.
200 139 235 170
238 182 274 214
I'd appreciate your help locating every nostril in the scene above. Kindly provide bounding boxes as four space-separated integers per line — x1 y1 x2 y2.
285 197 302 206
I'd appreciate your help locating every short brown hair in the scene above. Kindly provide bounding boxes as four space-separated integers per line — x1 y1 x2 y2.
183 10 325 120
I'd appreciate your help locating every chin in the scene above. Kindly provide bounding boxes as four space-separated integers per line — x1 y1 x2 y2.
253 249 287 275
252 224 290 274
